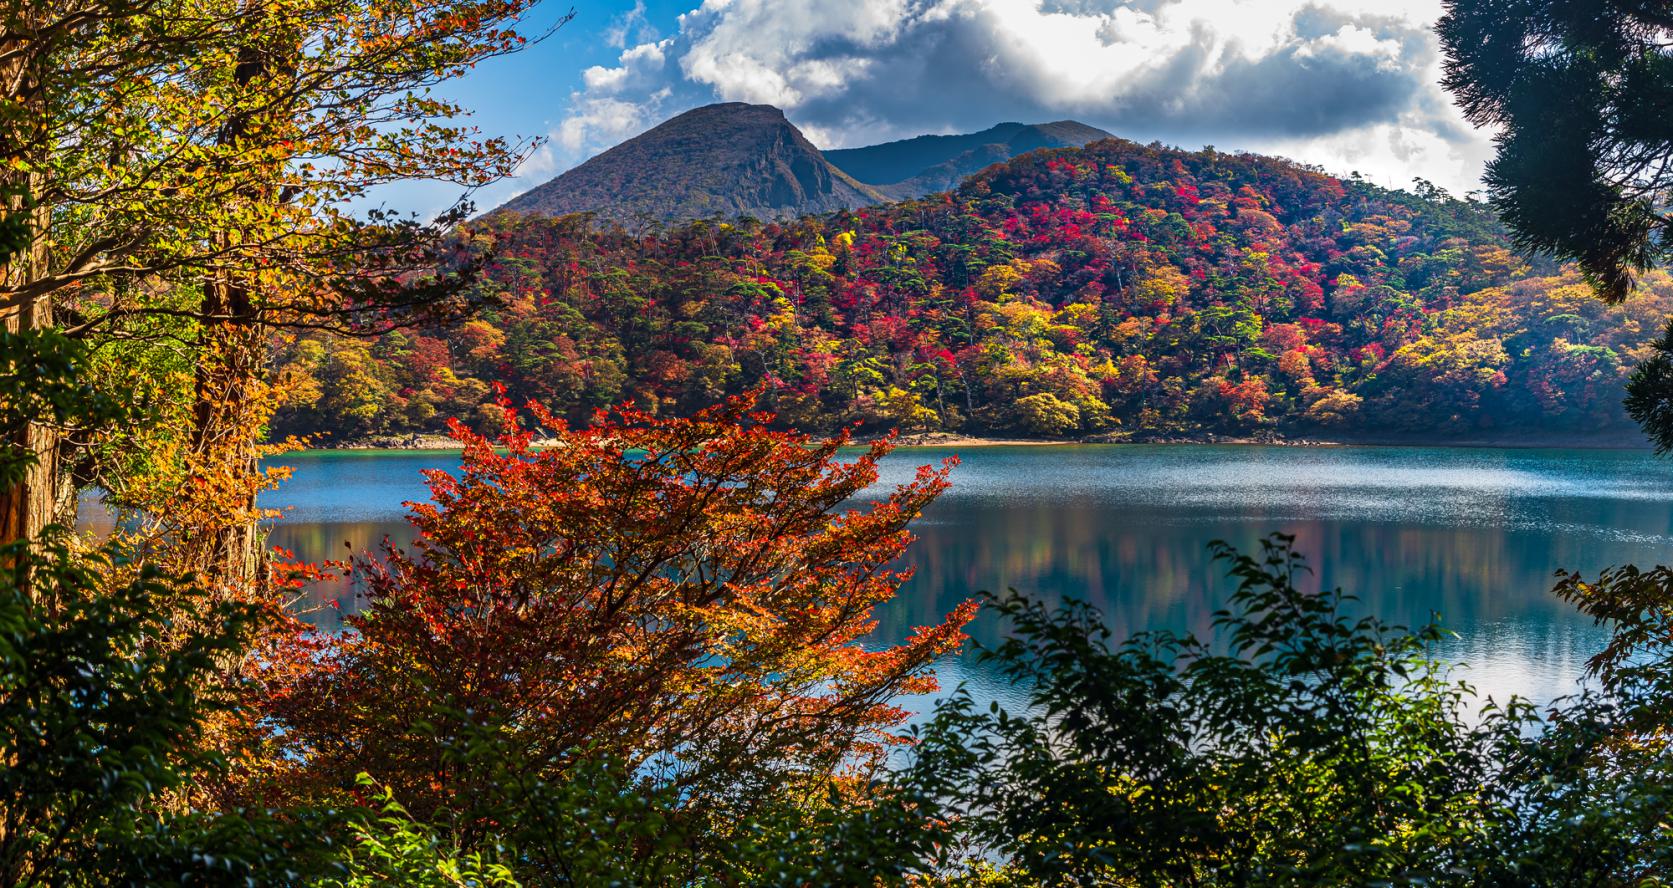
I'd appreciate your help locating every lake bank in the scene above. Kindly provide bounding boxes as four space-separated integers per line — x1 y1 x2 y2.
303 427 1653 453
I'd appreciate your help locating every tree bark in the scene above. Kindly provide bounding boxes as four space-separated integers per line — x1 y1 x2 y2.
184 266 266 587
0 182 60 551
0 14 57 550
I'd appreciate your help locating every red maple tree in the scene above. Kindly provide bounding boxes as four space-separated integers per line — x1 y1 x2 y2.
264 392 976 816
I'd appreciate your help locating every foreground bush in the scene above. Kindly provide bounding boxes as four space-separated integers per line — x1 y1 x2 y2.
260 393 976 876
321 733 949 886
0 331 334 884
896 535 1673 886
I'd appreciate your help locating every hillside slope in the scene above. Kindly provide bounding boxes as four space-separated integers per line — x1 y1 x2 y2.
496 103 884 224
283 138 1662 445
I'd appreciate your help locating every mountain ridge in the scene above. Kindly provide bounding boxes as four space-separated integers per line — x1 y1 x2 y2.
285 135 1654 449
494 105 1115 224
824 120 1114 197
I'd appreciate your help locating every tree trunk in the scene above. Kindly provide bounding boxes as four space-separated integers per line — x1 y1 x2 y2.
0 189 59 551
182 261 267 590
0 16 60 551
177 18 291 592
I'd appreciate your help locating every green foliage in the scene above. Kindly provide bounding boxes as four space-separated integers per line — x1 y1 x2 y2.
402 727 946 886
322 778 521 888
0 184 31 266
0 532 332 884
0 330 135 489
887 533 1673 885
1511 562 1673 884
900 534 1501 885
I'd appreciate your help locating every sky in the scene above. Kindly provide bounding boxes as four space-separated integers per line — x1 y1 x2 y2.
402 0 1496 217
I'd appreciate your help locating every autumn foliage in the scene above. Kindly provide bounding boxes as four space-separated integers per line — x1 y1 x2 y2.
263 392 975 820
278 140 1673 444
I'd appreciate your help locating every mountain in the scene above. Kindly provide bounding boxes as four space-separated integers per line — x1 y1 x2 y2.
495 107 1115 225
495 103 885 225
824 120 1114 198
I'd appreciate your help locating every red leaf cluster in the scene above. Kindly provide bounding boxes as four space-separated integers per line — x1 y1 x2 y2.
262 391 974 812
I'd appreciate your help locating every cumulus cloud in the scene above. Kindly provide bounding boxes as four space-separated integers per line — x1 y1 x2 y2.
533 0 1490 195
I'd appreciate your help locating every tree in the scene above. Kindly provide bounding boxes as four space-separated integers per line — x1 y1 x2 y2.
1626 318 1673 452
153 0 571 585
1439 0 1673 303
1012 391 1081 436
262 392 976 831
0 0 570 581
0 329 335 884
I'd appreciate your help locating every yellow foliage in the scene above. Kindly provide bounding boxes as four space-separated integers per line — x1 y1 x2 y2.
1135 265 1190 306
977 260 1033 300
1305 389 1363 426
1013 392 1081 436
878 387 941 432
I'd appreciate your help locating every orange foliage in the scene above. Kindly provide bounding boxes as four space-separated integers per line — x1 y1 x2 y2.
261 392 975 814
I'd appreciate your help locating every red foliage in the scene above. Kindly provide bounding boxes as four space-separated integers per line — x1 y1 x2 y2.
263 392 975 812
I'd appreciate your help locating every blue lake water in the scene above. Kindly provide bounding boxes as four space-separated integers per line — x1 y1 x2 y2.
244 444 1673 716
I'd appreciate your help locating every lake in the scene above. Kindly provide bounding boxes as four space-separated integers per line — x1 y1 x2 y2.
249 444 1673 716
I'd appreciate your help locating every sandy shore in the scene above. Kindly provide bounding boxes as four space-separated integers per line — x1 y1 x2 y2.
316 434 565 451
320 431 1086 451
899 430 1346 447
893 431 1072 447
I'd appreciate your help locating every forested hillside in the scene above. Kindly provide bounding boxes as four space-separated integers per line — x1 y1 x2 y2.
275 138 1672 442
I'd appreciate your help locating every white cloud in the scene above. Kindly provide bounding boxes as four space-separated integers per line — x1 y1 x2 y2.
556 96 657 153
603 1 654 49
531 0 1492 195
581 41 668 92
1297 25 1405 70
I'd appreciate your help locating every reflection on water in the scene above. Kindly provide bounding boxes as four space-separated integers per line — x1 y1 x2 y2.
870 445 1673 714
90 444 1673 714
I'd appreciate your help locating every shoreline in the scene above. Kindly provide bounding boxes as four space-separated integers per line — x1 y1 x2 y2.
300 429 1652 453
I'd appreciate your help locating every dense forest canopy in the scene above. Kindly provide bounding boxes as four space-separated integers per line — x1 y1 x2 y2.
276 138 1672 443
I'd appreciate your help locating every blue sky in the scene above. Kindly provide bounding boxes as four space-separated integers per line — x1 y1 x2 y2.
387 1 686 215
430 2 694 155
392 0 1492 218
